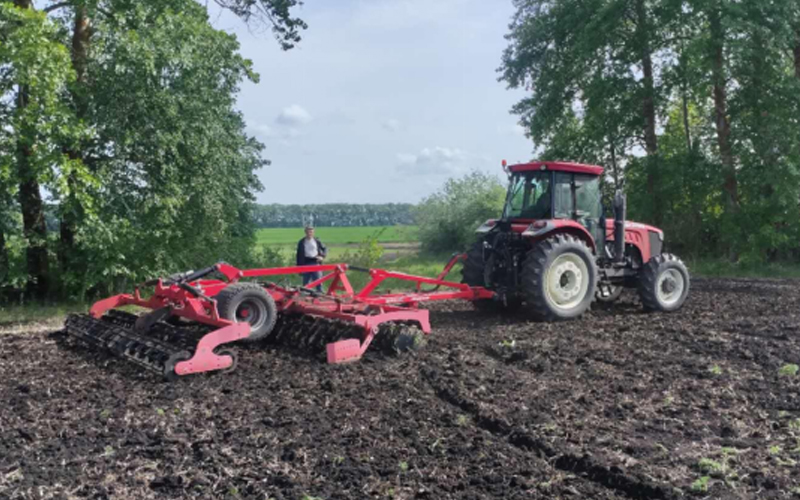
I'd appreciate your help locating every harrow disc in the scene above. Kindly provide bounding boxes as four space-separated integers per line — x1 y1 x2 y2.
64 312 210 379
265 313 426 358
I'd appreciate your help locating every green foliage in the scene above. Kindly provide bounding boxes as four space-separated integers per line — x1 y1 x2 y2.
0 0 307 300
697 458 723 475
0 3 90 293
690 476 710 493
339 229 385 269
779 364 799 377
501 0 800 263
415 171 506 252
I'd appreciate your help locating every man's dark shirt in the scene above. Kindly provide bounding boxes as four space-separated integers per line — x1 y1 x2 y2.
296 237 328 266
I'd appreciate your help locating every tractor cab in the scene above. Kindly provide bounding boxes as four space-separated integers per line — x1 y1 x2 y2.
502 163 604 241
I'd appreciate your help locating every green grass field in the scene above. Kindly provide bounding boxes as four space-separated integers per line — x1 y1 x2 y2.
255 225 420 263
255 226 418 246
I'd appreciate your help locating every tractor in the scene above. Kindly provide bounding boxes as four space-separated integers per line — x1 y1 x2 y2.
461 161 690 319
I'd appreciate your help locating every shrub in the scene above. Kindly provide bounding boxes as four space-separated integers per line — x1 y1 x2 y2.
415 171 506 253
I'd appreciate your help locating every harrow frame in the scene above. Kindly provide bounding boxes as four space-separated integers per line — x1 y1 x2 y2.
72 257 494 378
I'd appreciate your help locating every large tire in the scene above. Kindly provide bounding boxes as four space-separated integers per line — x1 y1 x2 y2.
461 240 520 312
216 283 278 342
637 254 690 312
521 234 598 320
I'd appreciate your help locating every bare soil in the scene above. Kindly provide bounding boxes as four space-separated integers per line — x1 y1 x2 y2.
1 277 799 499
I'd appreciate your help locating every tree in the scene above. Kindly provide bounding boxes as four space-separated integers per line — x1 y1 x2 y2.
501 0 680 223
2 0 305 299
502 0 800 263
0 2 86 298
212 0 307 50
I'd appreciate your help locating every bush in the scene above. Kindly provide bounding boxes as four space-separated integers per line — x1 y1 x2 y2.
414 171 506 252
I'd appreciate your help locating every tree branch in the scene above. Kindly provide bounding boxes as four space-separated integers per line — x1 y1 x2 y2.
43 1 70 13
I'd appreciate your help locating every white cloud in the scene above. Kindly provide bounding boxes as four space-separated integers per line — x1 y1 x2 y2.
248 119 304 145
276 104 313 126
396 146 479 176
251 122 276 138
382 118 401 132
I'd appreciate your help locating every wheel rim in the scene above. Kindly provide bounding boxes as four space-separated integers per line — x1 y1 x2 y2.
657 269 685 306
236 299 266 329
544 253 590 311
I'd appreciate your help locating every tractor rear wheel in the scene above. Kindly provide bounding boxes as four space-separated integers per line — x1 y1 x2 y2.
521 234 597 320
637 254 690 312
216 283 278 342
461 240 521 312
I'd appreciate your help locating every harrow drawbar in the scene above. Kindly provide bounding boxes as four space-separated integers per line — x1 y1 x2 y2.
61 258 494 381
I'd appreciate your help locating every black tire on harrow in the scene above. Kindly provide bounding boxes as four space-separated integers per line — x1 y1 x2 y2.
520 234 598 321
637 253 690 312
216 283 278 342
461 240 521 312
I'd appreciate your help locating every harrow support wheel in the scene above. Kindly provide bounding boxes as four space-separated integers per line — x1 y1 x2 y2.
216 283 278 342
521 234 598 320
638 253 690 312
462 240 521 312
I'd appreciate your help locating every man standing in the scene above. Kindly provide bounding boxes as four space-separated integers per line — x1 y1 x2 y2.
296 225 327 292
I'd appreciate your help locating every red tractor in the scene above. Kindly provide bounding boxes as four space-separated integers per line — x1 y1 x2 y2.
461 161 690 319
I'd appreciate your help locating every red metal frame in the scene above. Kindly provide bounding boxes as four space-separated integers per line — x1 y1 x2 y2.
88 260 495 375
509 161 605 176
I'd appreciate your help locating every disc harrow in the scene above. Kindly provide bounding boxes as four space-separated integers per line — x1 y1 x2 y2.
265 314 425 357
64 314 192 379
61 259 493 380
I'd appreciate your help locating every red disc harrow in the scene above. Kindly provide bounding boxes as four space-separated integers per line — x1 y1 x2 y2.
63 257 493 380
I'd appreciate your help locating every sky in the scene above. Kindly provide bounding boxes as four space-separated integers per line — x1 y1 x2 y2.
206 0 534 204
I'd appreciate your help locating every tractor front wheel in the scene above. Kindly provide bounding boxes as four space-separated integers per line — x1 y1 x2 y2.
217 283 278 342
521 234 598 320
461 240 521 312
637 254 690 312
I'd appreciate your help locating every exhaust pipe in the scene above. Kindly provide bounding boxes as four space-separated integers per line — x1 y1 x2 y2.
613 190 626 263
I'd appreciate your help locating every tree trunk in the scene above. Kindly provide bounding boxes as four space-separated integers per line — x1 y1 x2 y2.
682 89 692 152
17 137 50 300
709 6 738 215
0 228 7 286
60 5 91 277
634 0 659 223
14 0 49 299
794 30 800 80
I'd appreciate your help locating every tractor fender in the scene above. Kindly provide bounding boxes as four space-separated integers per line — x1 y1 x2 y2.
521 220 597 254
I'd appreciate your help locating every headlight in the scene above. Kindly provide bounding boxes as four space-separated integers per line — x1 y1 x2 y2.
522 220 551 236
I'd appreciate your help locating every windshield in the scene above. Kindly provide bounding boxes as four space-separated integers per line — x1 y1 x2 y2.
503 171 552 219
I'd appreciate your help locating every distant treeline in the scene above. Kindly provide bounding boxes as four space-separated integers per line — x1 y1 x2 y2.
253 204 415 228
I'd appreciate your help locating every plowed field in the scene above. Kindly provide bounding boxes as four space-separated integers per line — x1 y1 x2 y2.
2 277 799 499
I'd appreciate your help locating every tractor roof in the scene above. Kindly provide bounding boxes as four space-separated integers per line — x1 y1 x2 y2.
509 161 604 176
